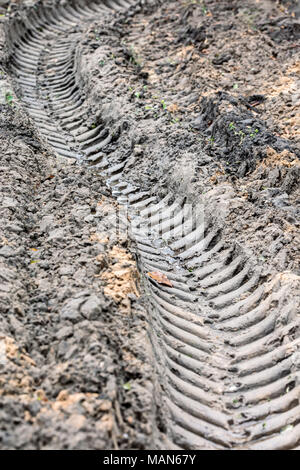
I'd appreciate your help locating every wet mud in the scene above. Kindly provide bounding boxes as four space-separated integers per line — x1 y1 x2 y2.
0 0 299 450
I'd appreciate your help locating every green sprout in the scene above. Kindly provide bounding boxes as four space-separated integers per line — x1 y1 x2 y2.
5 92 13 105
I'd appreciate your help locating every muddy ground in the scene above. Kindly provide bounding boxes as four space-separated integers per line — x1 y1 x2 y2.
0 103 154 449
81 0 299 273
0 0 299 450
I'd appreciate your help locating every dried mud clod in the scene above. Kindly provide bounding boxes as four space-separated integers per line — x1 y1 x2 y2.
192 91 298 177
101 245 140 314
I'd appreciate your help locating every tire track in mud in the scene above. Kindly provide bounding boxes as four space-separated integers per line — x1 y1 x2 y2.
7 0 300 450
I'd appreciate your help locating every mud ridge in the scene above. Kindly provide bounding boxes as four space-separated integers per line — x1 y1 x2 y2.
6 0 300 449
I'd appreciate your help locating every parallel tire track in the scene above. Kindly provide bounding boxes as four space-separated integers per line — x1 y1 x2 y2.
7 0 300 449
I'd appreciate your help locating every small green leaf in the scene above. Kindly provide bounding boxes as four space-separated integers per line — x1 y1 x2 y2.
5 92 13 104
123 382 131 391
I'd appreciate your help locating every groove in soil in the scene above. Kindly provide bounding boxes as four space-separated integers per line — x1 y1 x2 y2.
6 0 300 449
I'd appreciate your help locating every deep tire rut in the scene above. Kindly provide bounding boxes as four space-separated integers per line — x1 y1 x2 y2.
7 0 300 450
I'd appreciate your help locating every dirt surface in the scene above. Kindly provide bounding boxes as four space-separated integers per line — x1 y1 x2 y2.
0 104 153 449
80 0 299 273
0 0 299 450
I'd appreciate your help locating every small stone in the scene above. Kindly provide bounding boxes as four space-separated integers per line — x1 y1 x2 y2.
80 295 103 320
65 345 79 360
40 215 54 233
55 326 73 340
1 197 18 208
48 228 65 242
98 400 112 412
27 401 41 417
5 223 24 233
59 265 74 276
0 246 15 258
60 298 84 322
